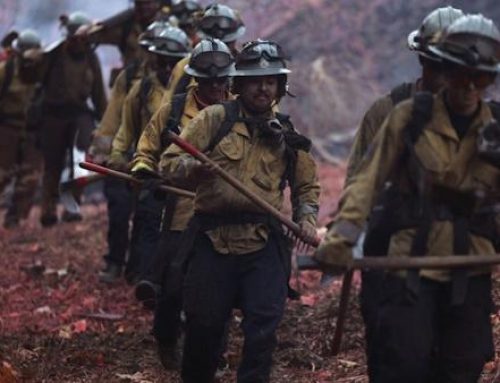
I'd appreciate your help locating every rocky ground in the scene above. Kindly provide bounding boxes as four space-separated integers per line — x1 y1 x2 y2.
1 164 500 382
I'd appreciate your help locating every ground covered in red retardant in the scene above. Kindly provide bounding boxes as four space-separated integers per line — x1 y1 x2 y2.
1 163 500 382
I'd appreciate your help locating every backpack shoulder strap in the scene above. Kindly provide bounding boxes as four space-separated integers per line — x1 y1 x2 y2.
120 19 135 55
277 112 312 153
125 61 140 92
168 92 188 133
406 91 434 144
173 73 192 96
138 76 153 115
160 92 188 149
0 57 15 101
207 100 241 152
390 82 414 106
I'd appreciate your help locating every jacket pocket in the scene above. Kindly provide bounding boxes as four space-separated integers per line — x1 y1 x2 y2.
252 174 273 191
252 150 284 192
217 133 244 161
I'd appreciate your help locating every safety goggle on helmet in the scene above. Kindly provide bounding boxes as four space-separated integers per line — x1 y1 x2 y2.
170 0 202 27
139 21 172 48
429 14 500 73
148 25 191 58
233 40 291 77
171 0 201 13
198 4 245 43
184 38 235 78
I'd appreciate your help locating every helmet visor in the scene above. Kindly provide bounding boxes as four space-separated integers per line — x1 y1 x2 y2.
199 16 238 32
238 41 286 63
153 39 189 54
172 0 199 13
191 51 233 70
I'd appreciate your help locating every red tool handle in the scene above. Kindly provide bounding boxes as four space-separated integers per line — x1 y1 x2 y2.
79 161 195 199
167 131 320 247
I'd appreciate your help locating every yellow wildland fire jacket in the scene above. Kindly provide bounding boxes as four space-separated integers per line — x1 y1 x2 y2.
161 100 320 254
317 92 500 281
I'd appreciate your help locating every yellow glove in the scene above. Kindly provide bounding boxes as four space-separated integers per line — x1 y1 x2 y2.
299 220 317 245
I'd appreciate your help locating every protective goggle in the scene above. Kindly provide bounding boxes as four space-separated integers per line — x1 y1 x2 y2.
152 39 189 54
172 0 200 13
191 51 233 71
238 41 286 63
199 16 239 32
448 64 497 88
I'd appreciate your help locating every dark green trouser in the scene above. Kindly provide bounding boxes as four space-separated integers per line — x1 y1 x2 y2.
182 235 287 383
368 274 494 383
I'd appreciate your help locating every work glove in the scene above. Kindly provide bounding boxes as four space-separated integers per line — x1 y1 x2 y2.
298 220 318 246
314 233 353 275
107 150 130 172
87 134 113 164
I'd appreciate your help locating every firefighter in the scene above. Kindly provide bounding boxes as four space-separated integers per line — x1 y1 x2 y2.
0 30 43 228
161 3 246 105
316 14 500 383
344 6 464 378
106 25 190 283
161 39 320 383
38 12 107 227
347 6 465 181
90 20 173 283
131 38 235 368
169 0 202 44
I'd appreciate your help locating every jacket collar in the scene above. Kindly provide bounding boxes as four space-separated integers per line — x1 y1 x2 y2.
235 99 276 138
184 86 201 119
428 92 493 142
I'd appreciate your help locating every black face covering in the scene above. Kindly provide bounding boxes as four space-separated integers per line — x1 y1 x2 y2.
445 94 481 140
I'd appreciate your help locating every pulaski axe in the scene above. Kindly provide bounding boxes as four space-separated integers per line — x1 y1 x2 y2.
297 253 500 354
59 174 105 215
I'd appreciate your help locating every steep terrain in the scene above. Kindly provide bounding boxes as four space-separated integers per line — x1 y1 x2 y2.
2 0 499 143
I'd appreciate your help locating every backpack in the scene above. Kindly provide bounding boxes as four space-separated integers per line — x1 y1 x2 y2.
389 82 414 106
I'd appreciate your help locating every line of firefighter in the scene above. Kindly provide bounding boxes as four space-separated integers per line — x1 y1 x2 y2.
2 2 500 383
